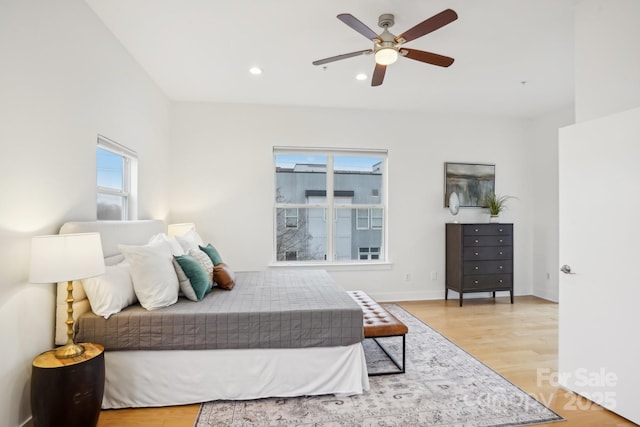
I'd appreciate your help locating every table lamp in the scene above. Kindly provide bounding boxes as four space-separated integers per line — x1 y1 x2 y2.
167 222 195 238
29 232 105 358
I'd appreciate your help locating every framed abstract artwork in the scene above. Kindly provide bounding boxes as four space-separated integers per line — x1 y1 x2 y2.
444 162 495 208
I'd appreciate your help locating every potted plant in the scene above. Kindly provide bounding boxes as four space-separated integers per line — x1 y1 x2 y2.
484 193 515 223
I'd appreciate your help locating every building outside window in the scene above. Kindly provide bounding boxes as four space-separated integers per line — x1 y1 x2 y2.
359 247 380 260
96 135 137 220
285 208 299 228
274 148 387 263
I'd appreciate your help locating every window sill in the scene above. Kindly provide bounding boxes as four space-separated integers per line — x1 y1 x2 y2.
268 261 393 272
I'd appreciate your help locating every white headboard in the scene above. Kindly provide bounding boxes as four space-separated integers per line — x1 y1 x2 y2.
55 220 165 345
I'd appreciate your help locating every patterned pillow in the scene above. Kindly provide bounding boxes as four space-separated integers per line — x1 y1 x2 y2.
187 247 214 286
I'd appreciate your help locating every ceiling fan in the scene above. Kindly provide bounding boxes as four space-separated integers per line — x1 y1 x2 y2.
312 9 458 87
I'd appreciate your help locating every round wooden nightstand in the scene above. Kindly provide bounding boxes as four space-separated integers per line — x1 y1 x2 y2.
31 343 105 427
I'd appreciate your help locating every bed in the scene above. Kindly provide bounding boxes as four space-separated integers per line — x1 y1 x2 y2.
56 220 369 409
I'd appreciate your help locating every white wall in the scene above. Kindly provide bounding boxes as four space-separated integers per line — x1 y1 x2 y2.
0 1 171 425
574 0 640 122
529 107 575 302
170 102 539 301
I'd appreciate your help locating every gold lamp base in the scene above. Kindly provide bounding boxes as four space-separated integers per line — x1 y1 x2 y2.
55 279 85 359
55 343 85 359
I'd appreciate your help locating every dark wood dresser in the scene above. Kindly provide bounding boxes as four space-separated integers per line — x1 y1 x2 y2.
445 223 514 306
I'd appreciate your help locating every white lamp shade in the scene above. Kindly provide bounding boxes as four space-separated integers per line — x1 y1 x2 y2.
374 48 398 65
167 223 195 238
29 233 105 283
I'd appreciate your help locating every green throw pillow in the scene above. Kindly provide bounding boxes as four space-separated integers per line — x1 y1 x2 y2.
199 244 223 266
174 255 210 301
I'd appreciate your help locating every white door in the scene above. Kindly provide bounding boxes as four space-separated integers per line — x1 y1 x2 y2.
558 107 640 424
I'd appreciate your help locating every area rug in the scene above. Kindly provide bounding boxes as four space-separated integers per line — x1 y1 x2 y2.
195 304 563 427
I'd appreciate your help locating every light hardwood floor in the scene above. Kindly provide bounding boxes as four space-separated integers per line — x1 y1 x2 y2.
97 296 636 426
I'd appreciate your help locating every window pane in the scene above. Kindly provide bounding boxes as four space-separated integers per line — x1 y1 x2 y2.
275 154 327 203
335 208 383 261
276 208 326 261
334 155 382 205
97 193 124 220
97 147 124 191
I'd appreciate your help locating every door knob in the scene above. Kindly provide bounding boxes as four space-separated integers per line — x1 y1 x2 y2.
560 264 575 274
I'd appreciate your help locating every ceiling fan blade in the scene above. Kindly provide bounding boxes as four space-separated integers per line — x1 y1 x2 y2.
395 9 458 44
401 48 455 67
337 14 380 41
371 63 386 86
312 49 373 66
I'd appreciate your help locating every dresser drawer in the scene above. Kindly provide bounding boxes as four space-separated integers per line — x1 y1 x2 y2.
463 224 512 236
463 246 512 260
463 260 512 275
463 235 512 247
463 274 512 290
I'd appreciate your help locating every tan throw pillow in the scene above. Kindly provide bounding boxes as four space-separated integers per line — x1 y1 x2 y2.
213 263 235 290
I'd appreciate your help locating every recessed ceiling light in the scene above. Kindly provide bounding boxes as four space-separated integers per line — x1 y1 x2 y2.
355 73 367 81
249 67 263 75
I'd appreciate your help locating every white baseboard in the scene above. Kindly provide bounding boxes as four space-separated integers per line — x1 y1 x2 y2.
369 289 519 303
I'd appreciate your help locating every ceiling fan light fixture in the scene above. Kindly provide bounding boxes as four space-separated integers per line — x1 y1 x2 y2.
374 47 398 65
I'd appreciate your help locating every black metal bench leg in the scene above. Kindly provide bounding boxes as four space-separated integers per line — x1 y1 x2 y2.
368 335 405 376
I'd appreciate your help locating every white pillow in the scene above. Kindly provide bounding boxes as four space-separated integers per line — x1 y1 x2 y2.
82 262 137 318
118 241 179 310
175 228 205 252
148 232 184 256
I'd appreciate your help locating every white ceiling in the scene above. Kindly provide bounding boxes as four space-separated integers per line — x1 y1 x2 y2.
85 0 577 118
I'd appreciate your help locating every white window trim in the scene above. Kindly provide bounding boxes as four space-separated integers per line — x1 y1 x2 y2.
97 135 138 220
273 147 388 266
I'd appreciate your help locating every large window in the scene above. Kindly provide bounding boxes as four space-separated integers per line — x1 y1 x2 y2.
96 135 137 220
274 148 387 263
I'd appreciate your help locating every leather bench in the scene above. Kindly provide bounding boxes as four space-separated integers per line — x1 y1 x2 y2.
348 291 408 375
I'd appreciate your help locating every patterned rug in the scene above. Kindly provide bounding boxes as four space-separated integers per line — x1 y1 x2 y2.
196 304 563 426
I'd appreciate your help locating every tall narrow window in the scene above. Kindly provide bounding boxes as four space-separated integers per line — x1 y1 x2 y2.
96 136 137 220
274 148 387 263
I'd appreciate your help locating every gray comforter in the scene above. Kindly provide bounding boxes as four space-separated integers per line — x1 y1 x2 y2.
75 269 364 351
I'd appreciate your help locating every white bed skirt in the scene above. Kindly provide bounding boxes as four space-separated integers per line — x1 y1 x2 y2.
103 342 370 409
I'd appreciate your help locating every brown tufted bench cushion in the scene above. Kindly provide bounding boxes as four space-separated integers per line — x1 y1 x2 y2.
348 291 407 375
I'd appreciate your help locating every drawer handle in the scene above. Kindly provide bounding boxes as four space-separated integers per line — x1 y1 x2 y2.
475 266 479 270
499 239 503 243
475 252 479 256
499 251 503 255
475 228 479 232
499 228 503 232
475 239 479 243
474 280 479 284
499 279 503 283
499 266 503 269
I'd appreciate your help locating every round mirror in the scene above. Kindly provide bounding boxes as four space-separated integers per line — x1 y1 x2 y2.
449 192 460 216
